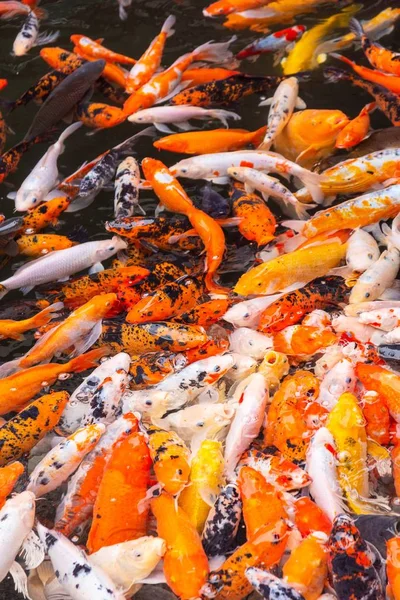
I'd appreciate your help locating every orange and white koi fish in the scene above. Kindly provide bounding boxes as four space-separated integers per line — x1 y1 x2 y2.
27 424 105 497
125 15 176 93
70 34 137 65
335 102 375 150
123 38 234 115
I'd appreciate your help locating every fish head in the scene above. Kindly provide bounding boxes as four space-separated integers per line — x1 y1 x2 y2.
95 236 128 261
128 110 152 124
228 353 257 381
4 490 36 526
13 35 31 57
15 189 42 212
170 160 203 180
122 536 166 572
329 514 363 554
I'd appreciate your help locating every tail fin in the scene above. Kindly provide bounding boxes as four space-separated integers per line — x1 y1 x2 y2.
114 126 156 153
36 30 60 47
0 284 8 300
162 14 176 37
251 125 268 146
331 52 354 67
349 17 364 40
67 347 110 373
298 168 324 204
210 109 241 128
323 66 350 84
193 36 236 64
32 302 64 329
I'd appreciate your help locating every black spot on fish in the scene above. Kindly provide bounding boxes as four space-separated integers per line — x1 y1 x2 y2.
72 563 91 577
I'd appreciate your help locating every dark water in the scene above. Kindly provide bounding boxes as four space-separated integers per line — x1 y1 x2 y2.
0 0 398 597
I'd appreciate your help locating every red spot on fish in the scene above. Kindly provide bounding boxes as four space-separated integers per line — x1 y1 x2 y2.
273 26 305 42
325 443 337 457
240 161 254 168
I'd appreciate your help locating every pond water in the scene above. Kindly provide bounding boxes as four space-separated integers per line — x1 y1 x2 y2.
0 0 398 597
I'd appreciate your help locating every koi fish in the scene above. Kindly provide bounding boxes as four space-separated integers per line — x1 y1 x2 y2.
204 0 274 17
0 71 65 113
123 39 235 115
170 150 323 203
0 348 106 416
129 351 184 387
176 297 231 327
245 569 306 600
202 483 242 556
0 133 52 184
234 241 347 296
0 301 61 340
179 440 225 533
237 25 306 63
151 491 209 599
129 105 241 132
335 101 375 150
181 66 241 85
72 44 128 88
27 423 105 497
114 156 141 219
25 59 106 140
328 514 385 600
59 352 130 434
70 34 137 65
333 53 400 95
258 276 350 333
324 67 400 126
228 166 311 218
0 237 126 299
345 229 380 273
170 74 284 107
293 497 332 537
37 523 125 600
87 431 151 553
282 5 360 74
0 462 24 510
274 108 349 168
16 233 77 257
349 245 400 304
230 183 276 246
13 10 58 56
0 391 69 466
55 413 138 536
350 17 400 76
154 125 267 154
76 101 127 129
125 15 176 93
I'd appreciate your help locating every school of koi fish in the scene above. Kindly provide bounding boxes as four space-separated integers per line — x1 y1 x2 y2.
2 0 400 599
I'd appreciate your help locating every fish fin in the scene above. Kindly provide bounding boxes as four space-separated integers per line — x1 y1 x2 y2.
155 203 165 217
192 37 235 64
114 126 156 152
154 122 174 134
20 285 34 295
279 281 307 294
88 262 104 275
67 347 109 373
56 276 70 283
295 145 320 164
257 140 272 151
65 194 97 212
295 97 306 110
9 561 29 599
258 97 273 107
281 219 306 233
119 3 128 20
155 81 193 104
21 531 45 570
328 265 354 278
199 485 219 507
6 191 16 200
162 14 176 37
261 192 269 203
137 572 167 585
272 49 286 67
298 168 324 204
0 284 8 300
349 18 364 40
244 183 255 195
0 358 20 378
135 204 146 216
208 176 229 185
35 30 60 47
71 321 103 357
175 121 195 131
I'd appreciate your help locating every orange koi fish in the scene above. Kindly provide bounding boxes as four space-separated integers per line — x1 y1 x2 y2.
151 491 209 600
17 293 116 370
0 348 106 416
76 101 126 129
274 324 337 356
55 413 138 536
0 391 69 466
335 101 375 150
238 466 287 538
87 431 151 553
70 34 137 65
356 363 400 423
0 462 24 510
181 67 241 85
203 0 273 17
202 518 288 600
146 426 190 495
333 53 400 94
362 390 391 446
293 497 332 536
184 338 229 364
0 301 61 340
282 534 328 600
125 15 176 93
258 276 349 333
16 233 76 257
21 195 72 234
123 39 234 115
175 298 231 327
350 18 400 76
154 126 267 155
129 351 186 387
230 183 276 246
99 322 208 354
72 44 128 88
142 158 227 294
126 276 203 323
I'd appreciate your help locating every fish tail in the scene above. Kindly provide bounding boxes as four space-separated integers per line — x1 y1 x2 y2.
115 126 156 153
162 14 176 37
323 66 351 84
210 109 241 127
331 52 354 67
193 36 236 64
299 169 324 204
67 347 110 372
0 284 8 300
32 302 64 328
349 17 365 40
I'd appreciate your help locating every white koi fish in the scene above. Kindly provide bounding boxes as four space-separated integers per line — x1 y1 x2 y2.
13 10 58 56
129 105 241 133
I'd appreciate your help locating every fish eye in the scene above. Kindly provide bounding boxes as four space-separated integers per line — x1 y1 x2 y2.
108 245 115 251
243 312 250 319
181 168 187 174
